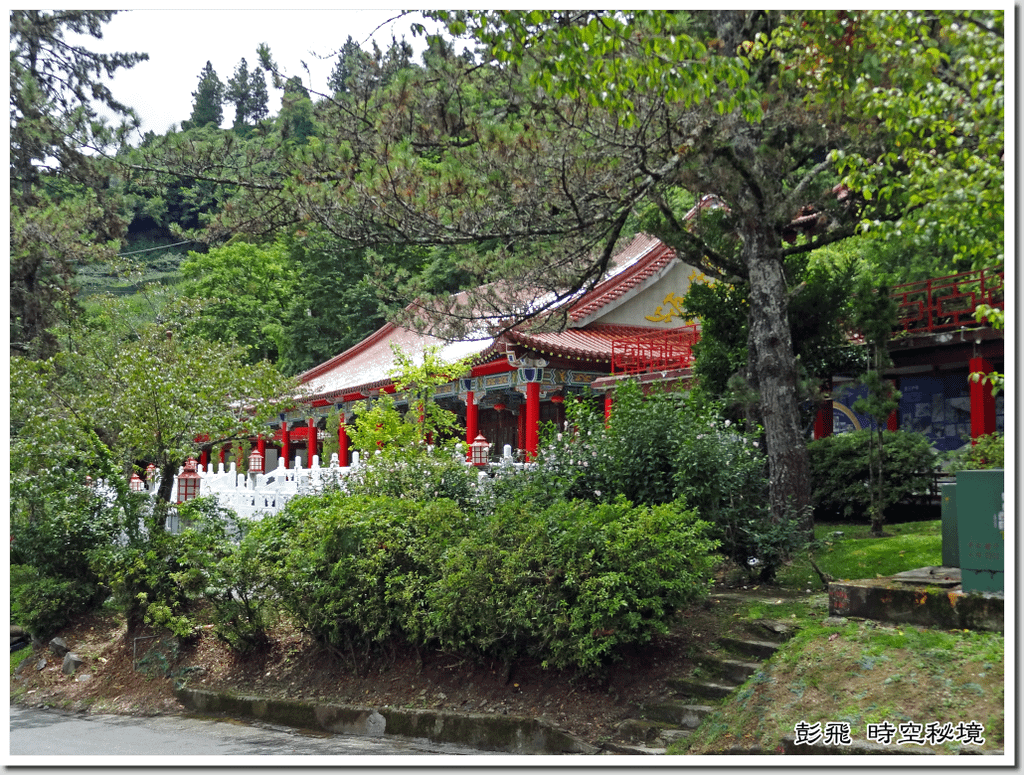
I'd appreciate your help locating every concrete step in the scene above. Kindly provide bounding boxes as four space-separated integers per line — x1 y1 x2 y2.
614 717 692 747
601 741 667 755
749 618 799 641
716 636 781 660
691 654 761 684
666 677 737 701
638 700 715 728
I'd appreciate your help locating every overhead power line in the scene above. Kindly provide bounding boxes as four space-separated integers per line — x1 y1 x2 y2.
117 239 196 257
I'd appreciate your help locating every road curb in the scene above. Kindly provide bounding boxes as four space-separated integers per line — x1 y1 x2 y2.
174 687 599 755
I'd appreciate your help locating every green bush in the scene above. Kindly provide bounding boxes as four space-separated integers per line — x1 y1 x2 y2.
10 480 119 637
345 445 480 509
253 492 717 673
424 497 718 671
253 494 464 661
12 568 102 639
807 429 938 522
10 481 118 581
487 382 779 578
943 432 1004 471
171 497 277 653
90 526 195 639
669 407 776 575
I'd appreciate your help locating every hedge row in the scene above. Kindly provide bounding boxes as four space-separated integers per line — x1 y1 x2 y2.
200 492 719 672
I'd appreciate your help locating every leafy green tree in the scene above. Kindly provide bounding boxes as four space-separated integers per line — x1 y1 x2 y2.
11 305 295 532
118 124 242 240
348 344 472 452
10 10 147 357
806 11 1005 275
388 344 474 445
137 11 1003 532
179 237 301 363
183 61 224 130
971 304 1005 396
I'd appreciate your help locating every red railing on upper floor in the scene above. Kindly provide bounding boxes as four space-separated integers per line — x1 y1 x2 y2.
609 267 1003 378
611 324 701 376
890 266 1004 334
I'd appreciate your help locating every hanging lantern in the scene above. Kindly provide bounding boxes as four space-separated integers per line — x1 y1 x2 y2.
176 458 201 503
129 472 145 492
493 402 506 412
550 394 564 404
248 449 265 474
470 433 490 467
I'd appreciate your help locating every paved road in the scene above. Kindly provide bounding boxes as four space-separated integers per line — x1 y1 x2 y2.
10 705 503 759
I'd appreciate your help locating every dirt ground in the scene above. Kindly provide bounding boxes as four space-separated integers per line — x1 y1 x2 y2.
10 590 749 748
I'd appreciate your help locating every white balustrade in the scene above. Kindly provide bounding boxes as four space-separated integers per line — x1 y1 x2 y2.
151 444 529 532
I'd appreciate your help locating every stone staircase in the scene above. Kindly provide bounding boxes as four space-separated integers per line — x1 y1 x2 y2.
603 614 798 755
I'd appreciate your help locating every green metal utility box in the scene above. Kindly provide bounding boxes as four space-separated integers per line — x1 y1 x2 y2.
955 469 1004 594
940 482 959 568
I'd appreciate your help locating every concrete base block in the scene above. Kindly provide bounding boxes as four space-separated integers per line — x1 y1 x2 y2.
828 571 1003 632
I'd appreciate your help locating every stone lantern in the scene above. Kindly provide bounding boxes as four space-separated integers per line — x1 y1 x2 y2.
248 449 265 475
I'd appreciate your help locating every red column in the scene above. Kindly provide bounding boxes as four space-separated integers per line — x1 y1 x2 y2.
465 391 478 461
281 422 290 469
604 394 614 423
525 381 540 461
257 434 266 458
338 420 349 467
813 400 834 440
970 357 997 440
886 380 899 432
517 409 526 455
218 444 227 467
200 448 209 470
886 410 899 432
308 417 317 465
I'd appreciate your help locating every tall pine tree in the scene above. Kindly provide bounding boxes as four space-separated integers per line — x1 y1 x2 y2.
226 57 269 135
10 10 147 357
184 61 224 130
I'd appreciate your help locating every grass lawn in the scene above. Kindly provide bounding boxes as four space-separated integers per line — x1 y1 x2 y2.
776 519 943 591
674 520 1004 756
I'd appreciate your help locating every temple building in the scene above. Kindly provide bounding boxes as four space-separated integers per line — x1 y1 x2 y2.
239 232 1003 470
282 233 702 467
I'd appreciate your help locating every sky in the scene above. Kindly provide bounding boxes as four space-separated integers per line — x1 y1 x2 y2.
70 8 447 137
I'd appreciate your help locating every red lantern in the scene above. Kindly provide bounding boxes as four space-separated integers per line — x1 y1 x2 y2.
129 472 145 492
470 433 490 467
176 458 201 503
550 394 564 404
493 402 506 412
248 449 265 474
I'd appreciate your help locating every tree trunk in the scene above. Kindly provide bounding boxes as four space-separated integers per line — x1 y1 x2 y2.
744 227 813 535
148 461 177 534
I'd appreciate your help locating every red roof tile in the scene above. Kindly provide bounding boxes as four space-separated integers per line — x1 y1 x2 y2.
569 234 679 322
505 324 661 362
